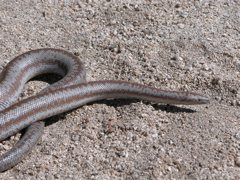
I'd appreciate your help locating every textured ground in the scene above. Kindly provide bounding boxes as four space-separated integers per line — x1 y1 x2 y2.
0 0 239 179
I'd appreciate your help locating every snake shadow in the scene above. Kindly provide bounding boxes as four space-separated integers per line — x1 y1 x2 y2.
31 73 62 84
97 99 196 113
44 99 196 127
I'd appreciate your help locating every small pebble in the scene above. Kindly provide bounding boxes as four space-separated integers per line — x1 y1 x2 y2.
202 64 211 71
235 157 240 167
178 23 185 29
230 100 237 106
211 77 221 86
215 96 222 101
237 100 240 106
235 59 240 71
235 132 240 140
179 12 188 18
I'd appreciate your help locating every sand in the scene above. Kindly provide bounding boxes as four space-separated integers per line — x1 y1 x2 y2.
0 0 239 179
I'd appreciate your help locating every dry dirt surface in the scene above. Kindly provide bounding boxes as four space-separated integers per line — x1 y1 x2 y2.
0 0 239 179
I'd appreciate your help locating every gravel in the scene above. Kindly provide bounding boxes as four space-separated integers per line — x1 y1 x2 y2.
0 0 239 179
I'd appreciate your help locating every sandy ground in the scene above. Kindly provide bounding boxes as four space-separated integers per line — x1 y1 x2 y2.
0 0 239 179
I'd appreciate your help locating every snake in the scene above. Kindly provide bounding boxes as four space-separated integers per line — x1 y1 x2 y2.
0 48 209 172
